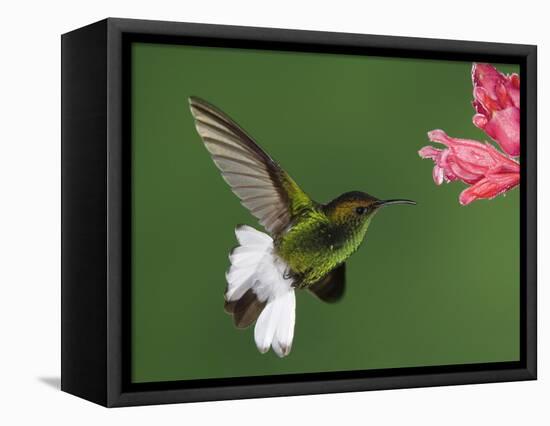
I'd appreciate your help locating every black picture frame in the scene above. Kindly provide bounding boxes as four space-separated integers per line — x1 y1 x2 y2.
61 17 537 407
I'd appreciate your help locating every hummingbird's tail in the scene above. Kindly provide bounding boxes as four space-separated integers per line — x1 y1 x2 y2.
224 225 296 357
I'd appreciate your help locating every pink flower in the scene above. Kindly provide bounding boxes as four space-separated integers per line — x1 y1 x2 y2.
419 130 519 205
472 63 520 157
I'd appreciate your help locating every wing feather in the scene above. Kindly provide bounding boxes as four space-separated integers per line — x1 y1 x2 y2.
308 263 346 303
189 96 313 235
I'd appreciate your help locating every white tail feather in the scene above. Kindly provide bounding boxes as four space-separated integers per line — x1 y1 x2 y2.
255 290 295 357
226 225 296 357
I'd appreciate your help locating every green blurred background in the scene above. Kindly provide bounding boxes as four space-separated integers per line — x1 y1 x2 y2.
131 42 520 383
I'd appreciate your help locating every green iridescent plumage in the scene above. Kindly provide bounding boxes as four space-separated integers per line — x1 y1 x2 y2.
277 194 378 287
189 96 415 300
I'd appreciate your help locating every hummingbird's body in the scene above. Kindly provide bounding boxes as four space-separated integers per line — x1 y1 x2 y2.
276 200 373 287
188 97 414 357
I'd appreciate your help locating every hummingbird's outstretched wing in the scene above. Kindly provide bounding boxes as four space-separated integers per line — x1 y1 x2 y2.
308 263 346 303
189 96 313 236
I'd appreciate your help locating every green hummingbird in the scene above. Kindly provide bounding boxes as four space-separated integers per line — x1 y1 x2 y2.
188 96 415 357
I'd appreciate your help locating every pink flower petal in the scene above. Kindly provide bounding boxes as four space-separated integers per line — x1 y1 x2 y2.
483 142 520 173
506 74 520 108
433 165 444 185
447 157 483 184
427 129 495 183
418 146 442 160
483 107 520 157
428 129 487 150
472 63 503 100
473 86 501 113
473 113 488 129
471 63 521 156
459 172 520 205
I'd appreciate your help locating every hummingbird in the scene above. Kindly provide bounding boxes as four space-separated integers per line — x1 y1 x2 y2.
188 97 415 358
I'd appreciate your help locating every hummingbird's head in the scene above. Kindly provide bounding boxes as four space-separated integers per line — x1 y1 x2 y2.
324 191 416 233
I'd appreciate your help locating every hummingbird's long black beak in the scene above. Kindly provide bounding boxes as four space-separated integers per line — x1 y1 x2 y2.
375 199 417 207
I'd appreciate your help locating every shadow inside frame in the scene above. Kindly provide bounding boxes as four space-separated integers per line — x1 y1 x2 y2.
120 30 528 394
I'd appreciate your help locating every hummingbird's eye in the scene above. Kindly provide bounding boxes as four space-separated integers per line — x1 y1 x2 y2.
355 206 366 215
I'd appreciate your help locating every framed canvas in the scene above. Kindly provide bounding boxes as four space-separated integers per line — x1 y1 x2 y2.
61 18 537 407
